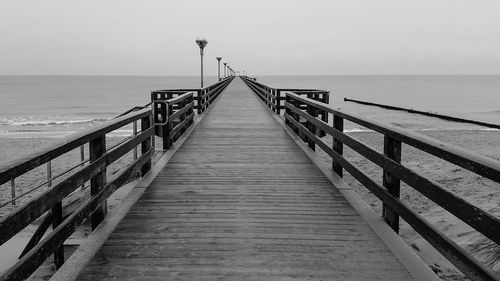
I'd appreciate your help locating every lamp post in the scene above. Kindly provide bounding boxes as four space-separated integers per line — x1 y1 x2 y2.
216 57 222 81
223 62 227 78
195 37 208 88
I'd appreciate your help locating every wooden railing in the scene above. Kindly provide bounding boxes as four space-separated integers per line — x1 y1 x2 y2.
0 108 154 280
241 76 329 115
151 77 233 150
242 76 500 281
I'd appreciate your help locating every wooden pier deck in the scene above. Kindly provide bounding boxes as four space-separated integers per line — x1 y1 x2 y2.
76 79 416 280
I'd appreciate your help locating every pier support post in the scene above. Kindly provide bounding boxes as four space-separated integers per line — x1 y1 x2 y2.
332 115 344 177
382 136 402 233
90 136 107 230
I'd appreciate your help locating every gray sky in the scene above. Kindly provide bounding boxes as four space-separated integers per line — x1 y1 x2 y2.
1 0 500 75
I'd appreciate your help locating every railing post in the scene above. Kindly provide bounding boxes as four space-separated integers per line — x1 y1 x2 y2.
382 135 402 233
284 93 290 127
162 103 171 150
179 99 187 137
203 88 208 112
332 115 344 177
294 98 303 138
141 114 152 176
47 161 64 267
306 104 317 151
10 179 16 205
267 87 271 108
89 135 106 230
80 145 85 189
275 89 281 115
188 93 194 126
132 121 138 159
163 102 173 150
197 89 202 114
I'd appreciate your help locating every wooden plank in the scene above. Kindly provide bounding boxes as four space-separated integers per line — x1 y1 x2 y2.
90 135 106 230
77 78 415 281
382 136 401 233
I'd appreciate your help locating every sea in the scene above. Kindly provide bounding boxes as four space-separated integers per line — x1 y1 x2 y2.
0 75 499 157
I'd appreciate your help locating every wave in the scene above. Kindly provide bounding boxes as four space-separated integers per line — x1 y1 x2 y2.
343 127 500 134
344 128 373 133
0 117 109 126
0 129 134 139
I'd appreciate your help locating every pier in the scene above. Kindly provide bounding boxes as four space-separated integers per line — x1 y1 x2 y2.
0 77 499 281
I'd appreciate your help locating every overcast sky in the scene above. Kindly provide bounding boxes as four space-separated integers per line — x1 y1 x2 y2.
1 0 500 75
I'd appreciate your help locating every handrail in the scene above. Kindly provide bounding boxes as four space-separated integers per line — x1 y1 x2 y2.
0 108 151 186
240 76 329 115
115 102 152 118
243 77 500 281
151 77 234 116
285 91 500 183
0 107 154 280
284 93 500 281
151 77 234 150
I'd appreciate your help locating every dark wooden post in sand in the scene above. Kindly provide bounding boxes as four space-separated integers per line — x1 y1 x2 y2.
90 136 107 230
382 136 402 233
332 115 344 177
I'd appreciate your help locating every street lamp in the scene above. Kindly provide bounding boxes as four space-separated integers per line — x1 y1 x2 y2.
223 62 227 78
195 37 208 88
216 57 222 81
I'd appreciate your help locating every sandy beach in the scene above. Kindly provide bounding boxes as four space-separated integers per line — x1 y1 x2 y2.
315 129 500 280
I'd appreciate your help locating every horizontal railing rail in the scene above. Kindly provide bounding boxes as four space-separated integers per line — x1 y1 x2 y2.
0 108 154 281
241 76 329 115
151 77 233 149
243 76 500 281
282 92 500 281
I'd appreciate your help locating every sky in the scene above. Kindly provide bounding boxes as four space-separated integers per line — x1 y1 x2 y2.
1 0 500 75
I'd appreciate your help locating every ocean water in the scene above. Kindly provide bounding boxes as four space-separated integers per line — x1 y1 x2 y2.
257 75 500 132
0 75 219 138
0 75 499 139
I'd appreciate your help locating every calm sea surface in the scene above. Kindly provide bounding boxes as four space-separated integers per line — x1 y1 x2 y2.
0 75 499 138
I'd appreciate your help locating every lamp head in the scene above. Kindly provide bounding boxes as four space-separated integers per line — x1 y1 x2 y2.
216 57 222 62
195 37 208 49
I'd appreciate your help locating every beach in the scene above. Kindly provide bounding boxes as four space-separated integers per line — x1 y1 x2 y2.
314 129 500 280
